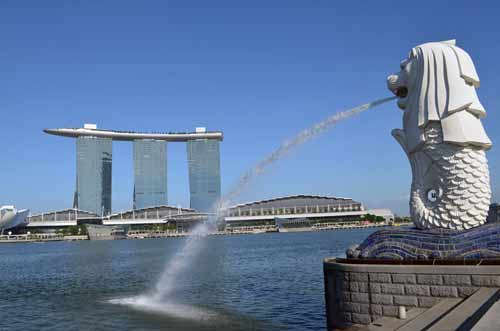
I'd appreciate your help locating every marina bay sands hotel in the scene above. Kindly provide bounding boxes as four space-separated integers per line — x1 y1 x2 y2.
44 124 222 215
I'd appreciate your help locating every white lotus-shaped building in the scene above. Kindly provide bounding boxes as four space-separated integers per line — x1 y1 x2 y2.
0 206 29 234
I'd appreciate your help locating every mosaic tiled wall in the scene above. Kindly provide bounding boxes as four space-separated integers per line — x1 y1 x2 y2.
347 223 500 260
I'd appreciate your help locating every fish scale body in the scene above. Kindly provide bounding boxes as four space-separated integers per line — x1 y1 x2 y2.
409 123 491 230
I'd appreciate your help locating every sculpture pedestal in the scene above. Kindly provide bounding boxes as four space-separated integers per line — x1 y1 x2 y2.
323 258 500 329
347 223 500 260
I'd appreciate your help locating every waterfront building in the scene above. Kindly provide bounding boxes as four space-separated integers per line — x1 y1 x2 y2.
133 140 167 209
27 208 101 228
186 130 221 212
75 136 112 216
86 224 127 240
223 195 394 231
44 124 223 213
163 212 213 232
17 196 393 234
23 205 202 234
103 205 194 225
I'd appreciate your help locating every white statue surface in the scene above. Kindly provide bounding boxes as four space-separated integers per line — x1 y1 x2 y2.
387 40 492 230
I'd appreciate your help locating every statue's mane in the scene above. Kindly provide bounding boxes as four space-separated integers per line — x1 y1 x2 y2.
405 40 491 149
408 40 485 128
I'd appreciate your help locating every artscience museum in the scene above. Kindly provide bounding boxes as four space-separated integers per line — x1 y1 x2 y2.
0 206 29 234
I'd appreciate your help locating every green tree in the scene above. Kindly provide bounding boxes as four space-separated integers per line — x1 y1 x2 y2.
362 214 376 222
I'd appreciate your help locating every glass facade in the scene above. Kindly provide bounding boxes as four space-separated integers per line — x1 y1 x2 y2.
75 137 112 216
133 140 167 209
186 139 221 212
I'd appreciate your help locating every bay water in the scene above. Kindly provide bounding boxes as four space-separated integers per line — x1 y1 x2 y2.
0 229 374 331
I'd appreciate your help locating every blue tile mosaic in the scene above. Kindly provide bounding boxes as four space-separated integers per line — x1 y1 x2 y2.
346 223 500 260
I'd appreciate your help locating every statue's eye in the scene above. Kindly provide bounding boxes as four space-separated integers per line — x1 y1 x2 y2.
427 189 438 202
426 188 443 203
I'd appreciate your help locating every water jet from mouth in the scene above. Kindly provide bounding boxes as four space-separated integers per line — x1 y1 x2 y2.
396 87 408 98
108 95 396 317
218 95 397 210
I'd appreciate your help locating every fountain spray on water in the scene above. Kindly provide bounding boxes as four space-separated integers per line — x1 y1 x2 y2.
108 96 396 319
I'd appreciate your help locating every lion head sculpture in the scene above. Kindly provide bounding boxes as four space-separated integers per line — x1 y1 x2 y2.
387 40 492 230
387 39 491 153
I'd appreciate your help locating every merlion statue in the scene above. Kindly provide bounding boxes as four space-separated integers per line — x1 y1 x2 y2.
387 40 492 230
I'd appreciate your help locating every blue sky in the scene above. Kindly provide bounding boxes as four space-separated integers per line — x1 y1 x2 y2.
1 1 499 215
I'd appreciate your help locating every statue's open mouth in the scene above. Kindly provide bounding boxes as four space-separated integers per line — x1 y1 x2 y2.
386 74 408 109
396 87 408 98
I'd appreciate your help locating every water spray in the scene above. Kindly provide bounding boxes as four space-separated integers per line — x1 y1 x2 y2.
108 96 396 317
217 96 397 210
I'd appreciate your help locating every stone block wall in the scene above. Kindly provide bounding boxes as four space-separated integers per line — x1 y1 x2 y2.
324 259 500 330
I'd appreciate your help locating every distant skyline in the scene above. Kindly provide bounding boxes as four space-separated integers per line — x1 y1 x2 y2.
1 1 499 215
